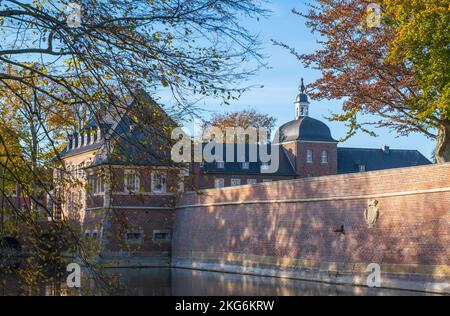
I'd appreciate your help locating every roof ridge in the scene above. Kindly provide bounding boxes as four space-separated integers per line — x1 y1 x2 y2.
338 147 420 152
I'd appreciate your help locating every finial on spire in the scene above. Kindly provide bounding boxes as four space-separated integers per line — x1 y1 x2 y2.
295 77 310 119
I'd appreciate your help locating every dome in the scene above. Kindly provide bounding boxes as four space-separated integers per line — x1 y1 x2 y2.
273 116 338 143
296 92 309 104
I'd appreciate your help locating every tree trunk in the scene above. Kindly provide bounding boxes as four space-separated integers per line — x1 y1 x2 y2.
435 120 450 163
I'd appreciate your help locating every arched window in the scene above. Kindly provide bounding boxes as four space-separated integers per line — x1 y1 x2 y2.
321 150 328 164
306 150 313 163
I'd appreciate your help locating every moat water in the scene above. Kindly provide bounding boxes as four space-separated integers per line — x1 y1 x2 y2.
0 268 432 296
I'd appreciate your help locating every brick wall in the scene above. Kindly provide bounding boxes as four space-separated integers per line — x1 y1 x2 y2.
280 141 338 178
172 163 450 292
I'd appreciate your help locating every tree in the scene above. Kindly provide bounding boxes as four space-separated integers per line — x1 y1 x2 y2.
0 0 267 289
203 109 277 143
274 0 449 162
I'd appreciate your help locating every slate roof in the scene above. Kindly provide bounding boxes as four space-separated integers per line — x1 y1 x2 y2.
60 90 176 167
274 116 338 143
200 143 296 176
337 147 431 174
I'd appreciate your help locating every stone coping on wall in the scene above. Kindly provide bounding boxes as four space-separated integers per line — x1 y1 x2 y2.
177 163 450 208
176 186 450 209
182 163 450 196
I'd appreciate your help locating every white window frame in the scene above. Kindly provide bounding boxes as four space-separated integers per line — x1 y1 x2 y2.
261 162 269 171
321 150 328 164
214 178 225 188
152 230 171 241
230 178 241 186
241 162 250 170
125 229 144 244
88 174 104 195
124 169 140 193
216 161 225 169
247 179 257 185
263 179 272 183
306 150 313 163
358 164 366 172
151 171 167 193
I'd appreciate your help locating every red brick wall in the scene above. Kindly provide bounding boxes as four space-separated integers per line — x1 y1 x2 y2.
295 141 337 178
173 163 450 266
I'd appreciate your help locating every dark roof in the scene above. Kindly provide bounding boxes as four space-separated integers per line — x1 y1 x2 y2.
200 143 296 176
91 93 176 167
337 147 432 174
274 116 338 143
60 90 176 166
296 93 309 103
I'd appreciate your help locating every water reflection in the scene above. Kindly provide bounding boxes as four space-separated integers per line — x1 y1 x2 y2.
0 268 434 296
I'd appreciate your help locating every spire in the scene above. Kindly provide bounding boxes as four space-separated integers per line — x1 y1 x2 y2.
300 78 306 94
295 78 310 119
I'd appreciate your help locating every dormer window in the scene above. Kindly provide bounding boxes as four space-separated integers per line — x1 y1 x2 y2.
358 164 366 172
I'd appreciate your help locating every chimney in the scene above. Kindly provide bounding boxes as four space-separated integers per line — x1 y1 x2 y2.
84 129 89 146
68 134 73 150
73 133 78 148
79 132 83 147
97 126 102 142
382 145 390 154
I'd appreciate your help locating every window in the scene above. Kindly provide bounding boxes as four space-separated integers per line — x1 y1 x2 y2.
153 230 171 241
152 171 167 193
247 179 257 185
216 161 225 169
92 230 99 239
214 178 225 188
321 150 328 164
241 162 250 170
125 230 143 244
88 174 104 194
125 170 140 193
263 179 272 183
230 178 241 186
261 162 269 171
306 150 313 163
84 230 91 240
358 164 366 172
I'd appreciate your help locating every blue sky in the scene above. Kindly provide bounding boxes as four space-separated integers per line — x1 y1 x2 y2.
165 0 436 159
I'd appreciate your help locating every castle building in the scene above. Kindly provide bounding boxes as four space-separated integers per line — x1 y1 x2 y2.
192 79 431 189
50 82 430 261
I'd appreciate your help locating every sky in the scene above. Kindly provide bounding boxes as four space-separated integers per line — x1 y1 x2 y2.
171 1 435 159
